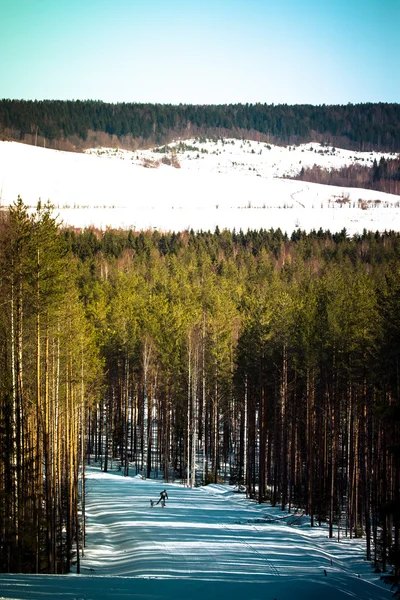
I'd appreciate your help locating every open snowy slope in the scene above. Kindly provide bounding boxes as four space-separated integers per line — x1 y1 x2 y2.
0 139 399 234
111 137 396 179
0 466 391 600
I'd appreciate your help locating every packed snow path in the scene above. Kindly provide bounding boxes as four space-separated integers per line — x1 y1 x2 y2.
0 466 392 599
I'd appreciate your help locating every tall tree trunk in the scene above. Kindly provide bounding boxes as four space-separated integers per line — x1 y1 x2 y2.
187 339 191 486
258 382 266 504
243 375 248 491
281 343 288 510
191 343 198 489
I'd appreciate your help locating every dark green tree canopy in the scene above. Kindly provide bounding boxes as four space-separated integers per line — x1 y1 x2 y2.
1 99 400 151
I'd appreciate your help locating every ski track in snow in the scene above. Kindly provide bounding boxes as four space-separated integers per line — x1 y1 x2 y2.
0 139 399 235
0 466 391 599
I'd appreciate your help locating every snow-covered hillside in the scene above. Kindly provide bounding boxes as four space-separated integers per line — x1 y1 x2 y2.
114 137 396 179
0 466 392 599
0 139 399 234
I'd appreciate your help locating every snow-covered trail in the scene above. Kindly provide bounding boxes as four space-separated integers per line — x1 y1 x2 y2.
0 467 392 599
1 467 392 599
83 470 286 580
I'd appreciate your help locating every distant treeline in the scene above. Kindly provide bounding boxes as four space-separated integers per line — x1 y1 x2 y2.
295 155 400 195
61 224 400 262
1 99 400 151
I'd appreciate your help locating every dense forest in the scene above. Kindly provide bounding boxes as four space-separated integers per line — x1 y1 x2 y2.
0 201 399 594
1 100 400 152
0 199 101 574
295 155 400 195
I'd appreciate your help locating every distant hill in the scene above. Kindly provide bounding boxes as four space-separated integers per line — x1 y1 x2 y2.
1 138 399 235
1 100 400 153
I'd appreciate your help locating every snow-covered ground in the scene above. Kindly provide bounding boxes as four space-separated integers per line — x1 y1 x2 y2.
0 139 399 234
0 466 392 599
119 137 396 179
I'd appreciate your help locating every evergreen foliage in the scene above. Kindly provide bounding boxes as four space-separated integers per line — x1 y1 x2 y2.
295 155 400 195
1 203 400 590
1 100 400 151
0 199 102 573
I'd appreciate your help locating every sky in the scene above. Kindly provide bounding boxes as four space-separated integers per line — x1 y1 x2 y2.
0 0 399 105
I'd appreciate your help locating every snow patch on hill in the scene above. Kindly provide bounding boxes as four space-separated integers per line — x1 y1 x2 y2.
88 138 396 180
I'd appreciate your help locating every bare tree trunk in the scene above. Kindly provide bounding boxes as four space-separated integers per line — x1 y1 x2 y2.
191 341 198 489
123 355 129 477
213 378 218 483
258 379 266 503
163 386 170 481
142 338 152 479
329 395 335 539
187 339 191 486
281 344 288 510
243 375 248 491
35 294 42 573
202 324 207 485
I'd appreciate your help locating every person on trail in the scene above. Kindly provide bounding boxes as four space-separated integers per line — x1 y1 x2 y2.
156 489 168 507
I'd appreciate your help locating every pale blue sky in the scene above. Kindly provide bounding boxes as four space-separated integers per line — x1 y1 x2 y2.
0 0 399 104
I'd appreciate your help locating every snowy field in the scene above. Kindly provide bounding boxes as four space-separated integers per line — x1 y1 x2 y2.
0 466 392 599
0 139 399 234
